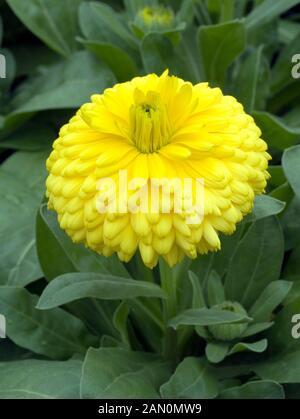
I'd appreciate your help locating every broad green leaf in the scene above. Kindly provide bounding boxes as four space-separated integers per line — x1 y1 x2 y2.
249 280 293 322
282 145 300 198
169 308 251 329
141 33 198 82
0 151 47 286
0 286 96 359
7 0 83 56
37 272 166 310
234 46 263 113
79 39 138 82
247 195 285 222
80 347 171 399
245 0 300 34
205 342 229 364
160 357 218 399
254 351 300 383
228 339 268 355
78 2 138 55
198 20 246 86
225 217 284 309
36 204 129 280
219 380 284 399
10 51 116 114
253 112 300 151
0 359 82 399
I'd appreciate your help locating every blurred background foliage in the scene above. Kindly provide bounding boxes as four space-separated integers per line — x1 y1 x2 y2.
1 0 300 399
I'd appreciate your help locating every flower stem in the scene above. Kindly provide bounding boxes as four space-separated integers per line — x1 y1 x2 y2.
220 0 235 23
159 259 179 365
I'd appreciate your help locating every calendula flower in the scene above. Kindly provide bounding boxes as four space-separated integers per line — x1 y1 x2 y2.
46 71 270 268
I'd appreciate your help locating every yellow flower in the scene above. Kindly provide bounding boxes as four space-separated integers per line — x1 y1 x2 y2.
46 71 270 268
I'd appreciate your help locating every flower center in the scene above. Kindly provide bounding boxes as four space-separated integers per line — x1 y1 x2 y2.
130 90 171 153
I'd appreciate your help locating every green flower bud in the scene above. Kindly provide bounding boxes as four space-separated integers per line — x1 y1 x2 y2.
208 301 248 341
136 6 175 31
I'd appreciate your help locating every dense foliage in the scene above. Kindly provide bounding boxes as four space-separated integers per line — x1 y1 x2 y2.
1 0 300 399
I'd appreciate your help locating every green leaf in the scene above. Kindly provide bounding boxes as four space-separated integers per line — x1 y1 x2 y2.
0 121 55 151
234 46 263 113
245 0 300 34
0 286 96 359
78 2 137 55
225 217 284 309
189 271 206 308
7 0 83 56
282 145 300 198
11 51 116 114
278 19 300 44
141 33 198 81
241 322 274 338
285 246 300 276
189 271 209 339
253 112 300 151
205 342 229 364
36 204 129 280
265 297 300 355
0 151 47 286
198 20 246 86
37 272 166 310
169 308 251 329
219 380 284 399
113 302 130 348
283 277 300 305
268 166 286 188
79 39 138 82
254 351 300 383
270 182 294 203
160 357 218 399
80 348 171 399
228 339 268 355
0 359 82 399
207 271 225 307
249 280 293 322
248 195 285 222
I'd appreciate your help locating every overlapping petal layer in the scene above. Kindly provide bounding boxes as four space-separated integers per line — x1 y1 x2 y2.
46 71 270 268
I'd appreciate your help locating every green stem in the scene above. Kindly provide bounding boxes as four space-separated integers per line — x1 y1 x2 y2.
159 259 179 365
220 0 235 23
